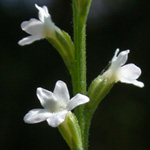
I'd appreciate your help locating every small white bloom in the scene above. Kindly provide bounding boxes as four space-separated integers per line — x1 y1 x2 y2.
103 48 144 88
18 4 59 46
24 80 89 127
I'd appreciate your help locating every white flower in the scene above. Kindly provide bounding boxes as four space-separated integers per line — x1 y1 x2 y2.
103 48 144 88
18 4 59 46
24 80 89 127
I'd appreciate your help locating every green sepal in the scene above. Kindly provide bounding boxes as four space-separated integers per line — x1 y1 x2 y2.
58 112 83 150
85 75 114 114
46 30 74 72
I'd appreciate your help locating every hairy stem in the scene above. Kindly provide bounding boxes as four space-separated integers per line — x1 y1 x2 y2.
71 0 92 149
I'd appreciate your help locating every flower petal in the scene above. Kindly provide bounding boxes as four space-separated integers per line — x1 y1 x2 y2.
112 49 130 68
47 110 68 127
53 80 70 104
67 94 89 111
18 35 43 46
119 64 141 81
24 109 51 124
112 48 120 61
35 4 49 22
43 6 49 16
36 87 56 109
131 80 144 88
118 63 144 87
21 18 44 35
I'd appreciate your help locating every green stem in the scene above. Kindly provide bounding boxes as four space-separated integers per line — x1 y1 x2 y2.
72 1 87 149
72 2 87 95
72 1 92 150
72 0 87 132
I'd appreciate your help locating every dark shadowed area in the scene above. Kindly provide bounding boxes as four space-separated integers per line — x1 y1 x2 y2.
0 0 150 150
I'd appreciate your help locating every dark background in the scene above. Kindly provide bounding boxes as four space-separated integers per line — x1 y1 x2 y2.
0 0 149 150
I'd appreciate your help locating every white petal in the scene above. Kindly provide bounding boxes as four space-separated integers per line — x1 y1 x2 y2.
118 64 144 87
21 18 44 35
18 35 43 46
47 110 68 127
119 64 141 81
35 4 49 22
53 80 70 104
67 94 89 111
36 87 56 109
131 80 144 88
112 48 120 61
112 50 130 68
43 6 49 16
24 109 51 124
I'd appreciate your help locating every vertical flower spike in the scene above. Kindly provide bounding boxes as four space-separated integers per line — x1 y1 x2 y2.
24 80 89 127
103 48 144 87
